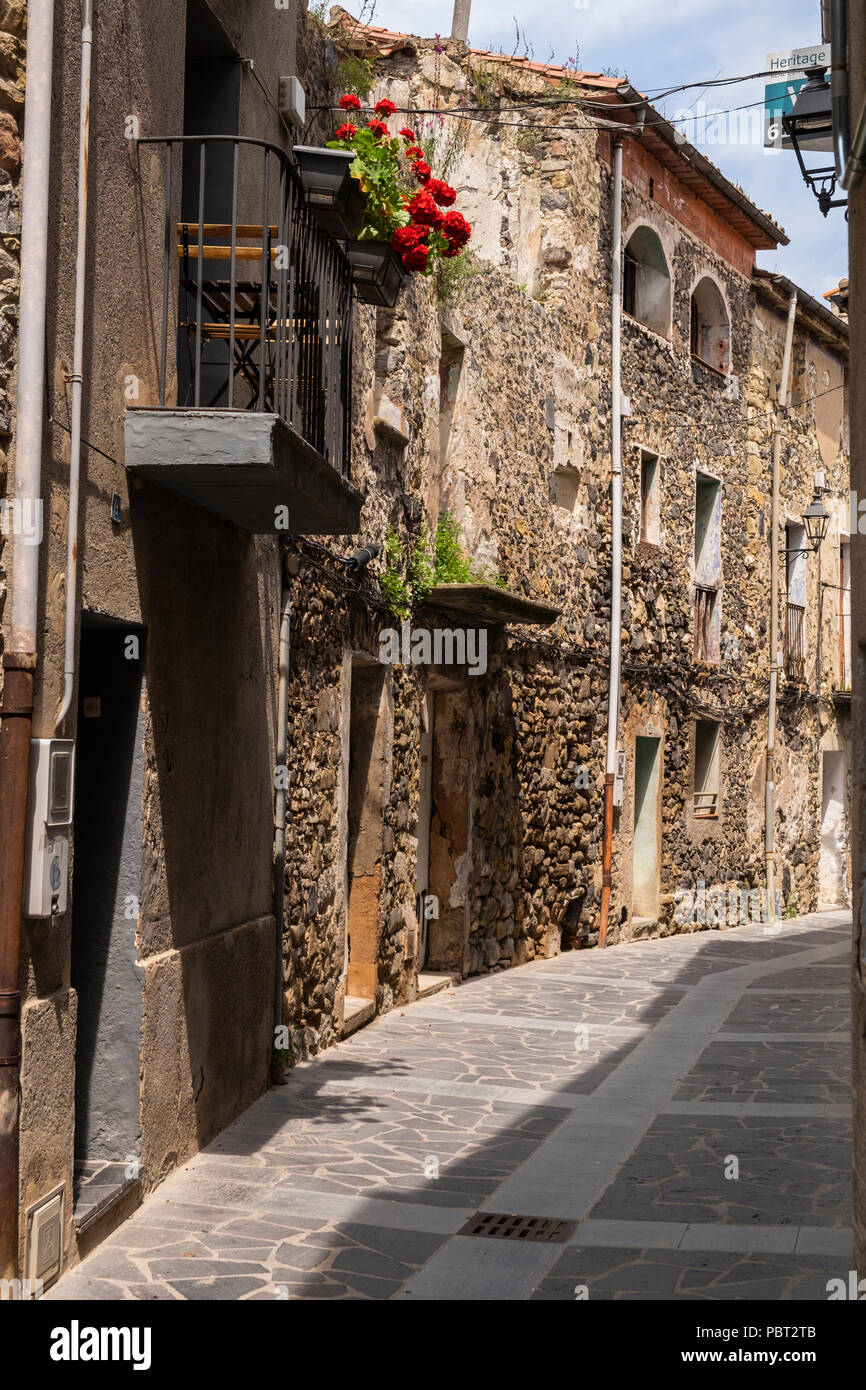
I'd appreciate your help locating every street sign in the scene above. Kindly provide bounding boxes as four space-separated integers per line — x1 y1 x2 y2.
764 44 832 150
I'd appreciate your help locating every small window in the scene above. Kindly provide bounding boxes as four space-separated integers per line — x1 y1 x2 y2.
694 586 720 663
622 227 671 336
623 252 637 317
839 537 851 690
785 522 807 683
691 277 730 373
551 466 580 514
694 472 721 584
693 720 721 818
639 451 660 544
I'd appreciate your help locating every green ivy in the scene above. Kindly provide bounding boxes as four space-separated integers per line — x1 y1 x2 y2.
434 249 480 307
434 512 506 588
380 526 412 619
379 515 506 619
336 55 375 102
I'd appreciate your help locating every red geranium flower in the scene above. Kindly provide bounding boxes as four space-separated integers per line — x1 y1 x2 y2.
411 160 432 183
407 188 444 227
404 145 425 161
399 127 417 142
367 119 390 139
335 123 357 140
339 93 362 110
392 224 429 254
402 244 430 272
375 98 398 116
441 242 463 258
442 209 471 246
427 178 457 206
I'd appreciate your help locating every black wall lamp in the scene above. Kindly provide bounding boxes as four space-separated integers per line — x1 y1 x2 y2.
782 487 831 555
801 486 831 551
782 68 848 217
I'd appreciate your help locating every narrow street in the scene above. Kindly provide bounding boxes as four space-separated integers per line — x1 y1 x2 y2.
47 911 851 1302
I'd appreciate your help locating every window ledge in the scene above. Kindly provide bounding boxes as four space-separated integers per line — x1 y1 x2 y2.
690 352 730 381
623 311 674 351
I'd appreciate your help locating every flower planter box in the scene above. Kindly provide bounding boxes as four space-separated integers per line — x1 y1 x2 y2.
344 240 405 308
292 146 366 239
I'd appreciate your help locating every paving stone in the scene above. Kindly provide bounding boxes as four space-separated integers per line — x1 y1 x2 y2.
47 912 853 1303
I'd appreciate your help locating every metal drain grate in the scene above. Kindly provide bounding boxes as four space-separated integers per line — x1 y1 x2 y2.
459 1212 576 1244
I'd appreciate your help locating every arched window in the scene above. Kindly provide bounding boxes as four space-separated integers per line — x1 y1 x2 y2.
623 227 671 336
690 277 730 373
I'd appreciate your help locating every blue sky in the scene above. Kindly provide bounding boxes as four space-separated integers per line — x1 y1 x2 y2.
355 0 847 300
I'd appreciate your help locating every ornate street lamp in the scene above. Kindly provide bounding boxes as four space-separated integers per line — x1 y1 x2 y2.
782 68 847 217
801 487 831 552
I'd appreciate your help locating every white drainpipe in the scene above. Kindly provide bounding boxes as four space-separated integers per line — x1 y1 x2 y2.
599 136 624 947
765 289 798 924
55 0 94 730
10 0 56 656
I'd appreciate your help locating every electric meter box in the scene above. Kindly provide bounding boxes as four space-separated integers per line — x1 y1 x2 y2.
25 739 74 918
613 749 627 807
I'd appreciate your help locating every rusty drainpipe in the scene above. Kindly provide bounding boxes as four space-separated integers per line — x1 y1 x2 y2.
0 0 56 1280
599 135 624 949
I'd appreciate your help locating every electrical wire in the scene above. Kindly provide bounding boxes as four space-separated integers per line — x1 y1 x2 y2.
309 65 812 120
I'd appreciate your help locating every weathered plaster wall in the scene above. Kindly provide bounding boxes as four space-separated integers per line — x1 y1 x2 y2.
10 0 300 1273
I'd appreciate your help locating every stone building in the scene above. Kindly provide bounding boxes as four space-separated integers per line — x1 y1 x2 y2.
277 7 851 1056
0 0 851 1291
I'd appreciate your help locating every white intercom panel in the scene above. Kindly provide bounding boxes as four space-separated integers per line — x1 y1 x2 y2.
25 739 75 918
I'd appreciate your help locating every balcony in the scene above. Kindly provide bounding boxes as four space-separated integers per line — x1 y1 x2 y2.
125 136 363 534
784 601 806 683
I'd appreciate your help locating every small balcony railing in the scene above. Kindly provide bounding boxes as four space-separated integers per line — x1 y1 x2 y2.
784 601 806 682
139 135 352 478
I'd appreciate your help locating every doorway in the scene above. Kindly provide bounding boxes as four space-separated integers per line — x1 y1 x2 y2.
426 686 472 974
71 616 146 1221
416 689 434 969
633 735 661 920
345 662 391 1003
819 749 847 909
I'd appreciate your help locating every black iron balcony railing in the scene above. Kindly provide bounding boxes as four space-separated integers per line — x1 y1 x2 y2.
139 135 352 478
785 601 806 682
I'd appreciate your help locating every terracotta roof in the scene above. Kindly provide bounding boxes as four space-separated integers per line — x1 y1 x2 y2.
753 269 849 346
326 9 786 249
327 8 623 89
823 277 849 303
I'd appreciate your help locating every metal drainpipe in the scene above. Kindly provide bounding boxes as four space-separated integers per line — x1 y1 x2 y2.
837 0 866 193
271 552 293 1084
0 0 56 1281
765 289 798 927
56 0 94 731
599 135 624 949
829 0 854 186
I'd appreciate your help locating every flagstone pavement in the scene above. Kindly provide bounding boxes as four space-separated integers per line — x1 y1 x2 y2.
46 910 853 1301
